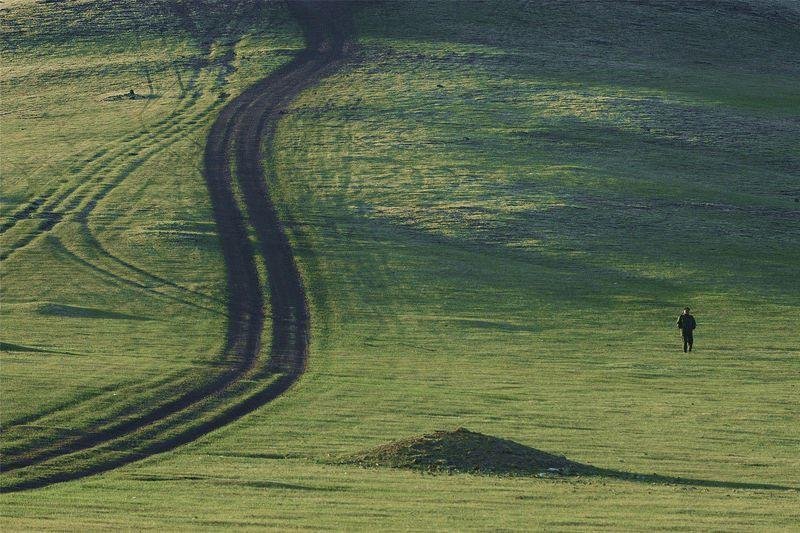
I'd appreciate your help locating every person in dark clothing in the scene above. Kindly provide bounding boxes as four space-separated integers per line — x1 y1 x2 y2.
676 307 696 352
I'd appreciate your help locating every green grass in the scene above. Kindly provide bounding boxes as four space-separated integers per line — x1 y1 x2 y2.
1 0 300 472
2 0 800 530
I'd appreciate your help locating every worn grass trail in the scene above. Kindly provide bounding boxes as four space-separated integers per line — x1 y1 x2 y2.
1 0 351 492
0 95 221 262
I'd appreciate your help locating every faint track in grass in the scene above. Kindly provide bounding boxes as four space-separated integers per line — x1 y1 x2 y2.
0 36 218 237
0 46 231 445
1 93 229 310
0 95 199 236
0 97 221 261
72 224 225 308
51 236 224 316
0 35 243 259
0 0 353 492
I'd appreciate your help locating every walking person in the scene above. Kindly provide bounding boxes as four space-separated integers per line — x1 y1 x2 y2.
677 307 696 352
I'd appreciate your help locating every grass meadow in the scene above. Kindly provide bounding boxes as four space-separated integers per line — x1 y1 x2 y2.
1 0 299 488
2 0 799 530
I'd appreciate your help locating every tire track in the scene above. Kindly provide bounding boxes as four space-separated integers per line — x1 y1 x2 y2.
0 96 198 236
0 0 352 491
70 225 224 309
1 60 232 456
0 98 220 262
0 34 230 238
0 41 242 260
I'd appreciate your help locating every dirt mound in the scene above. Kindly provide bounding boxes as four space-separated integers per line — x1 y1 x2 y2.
343 429 799 490
346 428 579 476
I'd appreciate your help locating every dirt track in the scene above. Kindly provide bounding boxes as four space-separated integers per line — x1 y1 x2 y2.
1 1 352 491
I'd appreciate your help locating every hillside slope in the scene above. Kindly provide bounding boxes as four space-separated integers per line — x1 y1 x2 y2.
2 0 799 529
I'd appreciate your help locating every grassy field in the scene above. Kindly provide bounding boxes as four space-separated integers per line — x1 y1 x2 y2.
2 0 800 530
1 0 300 485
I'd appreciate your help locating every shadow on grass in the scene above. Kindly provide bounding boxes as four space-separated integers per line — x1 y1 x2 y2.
128 474 341 492
575 465 796 492
222 480 344 492
0 341 78 356
345 428 797 492
37 303 153 321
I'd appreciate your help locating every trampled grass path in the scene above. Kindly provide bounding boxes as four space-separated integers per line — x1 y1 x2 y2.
1 43 232 443
0 43 218 238
0 1 353 492
0 96 222 262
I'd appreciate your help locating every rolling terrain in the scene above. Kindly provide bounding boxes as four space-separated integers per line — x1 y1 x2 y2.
2 0 799 529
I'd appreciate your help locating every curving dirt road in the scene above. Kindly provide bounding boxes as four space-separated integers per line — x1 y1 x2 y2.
1 1 353 492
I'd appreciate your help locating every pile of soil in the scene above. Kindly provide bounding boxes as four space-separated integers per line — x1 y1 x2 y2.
346 428 580 476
